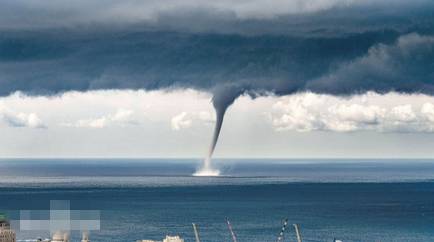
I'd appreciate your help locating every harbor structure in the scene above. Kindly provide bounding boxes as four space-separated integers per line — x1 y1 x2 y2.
36 238 50 241
0 213 16 242
137 235 184 242
81 231 90 242
50 231 69 242
5 215 309 242
163 235 184 242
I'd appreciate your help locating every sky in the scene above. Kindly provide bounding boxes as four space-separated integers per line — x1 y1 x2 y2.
1 0 434 158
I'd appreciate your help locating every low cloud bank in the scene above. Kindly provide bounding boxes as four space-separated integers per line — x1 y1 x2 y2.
271 92 434 132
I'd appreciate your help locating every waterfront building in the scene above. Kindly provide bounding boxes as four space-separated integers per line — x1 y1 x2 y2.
137 235 184 242
0 213 15 242
163 235 184 242
51 231 69 242
81 232 90 242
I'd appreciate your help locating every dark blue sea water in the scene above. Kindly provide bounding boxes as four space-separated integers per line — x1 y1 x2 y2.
1 159 434 242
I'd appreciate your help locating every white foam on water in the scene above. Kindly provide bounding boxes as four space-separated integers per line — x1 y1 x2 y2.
193 168 220 177
193 157 220 176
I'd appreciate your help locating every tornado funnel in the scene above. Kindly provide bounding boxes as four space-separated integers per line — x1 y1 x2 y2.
194 85 243 176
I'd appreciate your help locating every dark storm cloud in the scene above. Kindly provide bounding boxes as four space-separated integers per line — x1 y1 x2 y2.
0 0 433 98
308 34 434 95
1 30 433 97
1 0 434 36
0 30 397 95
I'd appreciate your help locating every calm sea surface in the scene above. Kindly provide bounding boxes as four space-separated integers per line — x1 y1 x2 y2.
1 159 434 242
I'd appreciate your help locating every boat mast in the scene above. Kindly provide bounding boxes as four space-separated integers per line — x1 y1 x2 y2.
192 223 201 242
276 218 288 242
226 218 238 242
293 224 302 242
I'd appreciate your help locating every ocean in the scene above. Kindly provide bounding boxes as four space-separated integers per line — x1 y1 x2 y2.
1 159 434 242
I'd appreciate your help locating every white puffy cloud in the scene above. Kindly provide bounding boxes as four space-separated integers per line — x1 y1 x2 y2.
326 104 385 132
0 106 46 128
197 111 215 123
389 105 416 122
421 102 434 124
171 112 192 130
63 109 137 128
171 111 214 131
1 89 213 131
270 92 434 132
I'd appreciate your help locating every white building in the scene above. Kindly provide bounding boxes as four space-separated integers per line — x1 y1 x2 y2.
163 235 184 242
0 214 15 242
137 235 184 242
51 231 69 242
81 232 90 242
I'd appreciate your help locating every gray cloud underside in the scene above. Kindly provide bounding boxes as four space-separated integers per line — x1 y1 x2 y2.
0 0 434 99
1 0 433 34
